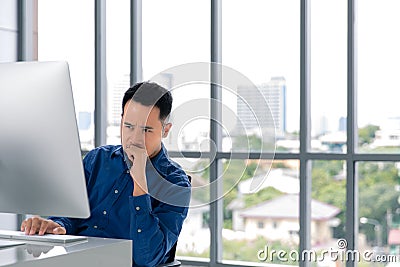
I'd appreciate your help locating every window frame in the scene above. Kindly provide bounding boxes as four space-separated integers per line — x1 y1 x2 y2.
27 0 399 266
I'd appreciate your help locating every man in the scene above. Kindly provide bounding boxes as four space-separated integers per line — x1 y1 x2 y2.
21 82 191 266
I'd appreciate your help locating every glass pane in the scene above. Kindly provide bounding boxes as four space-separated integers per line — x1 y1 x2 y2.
106 0 130 145
163 83 210 152
0 0 17 30
142 0 210 153
312 160 346 265
223 159 299 264
358 0 400 153
358 162 400 266
142 0 209 78
173 158 210 260
0 30 17 62
221 71 279 154
38 0 95 152
0 0 18 63
222 0 300 153
310 0 347 153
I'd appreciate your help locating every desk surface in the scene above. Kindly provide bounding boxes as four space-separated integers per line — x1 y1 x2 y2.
0 236 132 267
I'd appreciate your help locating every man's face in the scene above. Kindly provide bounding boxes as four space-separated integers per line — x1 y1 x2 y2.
121 100 171 159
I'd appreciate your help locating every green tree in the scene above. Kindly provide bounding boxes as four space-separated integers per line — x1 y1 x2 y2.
233 135 262 152
358 124 379 146
243 187 282 208
311 161 346 238
358 162 399 244
311 161 400 244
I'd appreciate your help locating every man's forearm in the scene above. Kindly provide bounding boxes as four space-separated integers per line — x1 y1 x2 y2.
133 180 147 196
130 157 148 196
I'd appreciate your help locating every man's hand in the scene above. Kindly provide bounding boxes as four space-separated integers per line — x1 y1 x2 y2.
20 216 66 235
125 143 148 195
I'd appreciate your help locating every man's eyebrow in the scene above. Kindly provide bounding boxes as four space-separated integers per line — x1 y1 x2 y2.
124 122 134 126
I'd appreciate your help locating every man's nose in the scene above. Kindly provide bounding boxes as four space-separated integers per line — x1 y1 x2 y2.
130 128 144 144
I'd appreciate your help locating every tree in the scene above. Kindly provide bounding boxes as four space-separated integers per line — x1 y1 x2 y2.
311 161 346 238
358 162 399 244
233 134 262 152
311 160 400 244
358 124 379 146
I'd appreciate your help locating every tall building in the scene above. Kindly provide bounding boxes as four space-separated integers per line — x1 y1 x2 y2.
78 111 92 130
236 77 286 137
338 116 347 132
314 115 329 137
108 74 130 126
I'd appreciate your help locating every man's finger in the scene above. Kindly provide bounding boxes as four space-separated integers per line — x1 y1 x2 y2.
38 220 49 235
29 220 40 235
52 227 66 235
24 219 32 235
20 220 27 231
30 217 45 235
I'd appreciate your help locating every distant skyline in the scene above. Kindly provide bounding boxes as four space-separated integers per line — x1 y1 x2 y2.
38 0 400 136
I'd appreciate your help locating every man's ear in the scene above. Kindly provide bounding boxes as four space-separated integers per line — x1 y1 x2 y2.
162 123 172 138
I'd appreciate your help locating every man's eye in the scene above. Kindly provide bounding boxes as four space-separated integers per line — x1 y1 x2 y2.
143 129 152 133
125 125 133 129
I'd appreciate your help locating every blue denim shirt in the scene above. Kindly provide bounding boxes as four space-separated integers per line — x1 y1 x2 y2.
49 144 191 266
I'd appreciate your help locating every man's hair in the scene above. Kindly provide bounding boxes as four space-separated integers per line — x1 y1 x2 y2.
121 81 172 121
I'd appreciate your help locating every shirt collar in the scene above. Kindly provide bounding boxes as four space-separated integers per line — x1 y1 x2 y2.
110 145 123 158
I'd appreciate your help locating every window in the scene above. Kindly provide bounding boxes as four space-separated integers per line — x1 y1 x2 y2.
223 160 299 263
26 1 400 266
223 0 300 154
358 0 400 154
310 0 347 153
358 161 400 265
106 0 130 145
173 157 211 259
37 0 95 151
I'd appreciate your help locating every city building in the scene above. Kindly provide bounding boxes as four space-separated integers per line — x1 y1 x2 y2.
108 74 130 126
236 77 286 138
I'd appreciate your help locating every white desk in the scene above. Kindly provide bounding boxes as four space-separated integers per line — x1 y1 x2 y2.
0 236 132 267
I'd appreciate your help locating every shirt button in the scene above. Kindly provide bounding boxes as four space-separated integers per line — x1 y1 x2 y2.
135 206 140 211
137 229 142 233
114 189 119 194
126 170 130 173
94 225 98 229
103 210 107 215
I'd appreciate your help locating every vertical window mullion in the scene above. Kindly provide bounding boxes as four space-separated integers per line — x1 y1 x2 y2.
210 0 222 265
94 0 107 147
346 0 358 267
17 0 34 61
130 0 142 84
300 1 311 267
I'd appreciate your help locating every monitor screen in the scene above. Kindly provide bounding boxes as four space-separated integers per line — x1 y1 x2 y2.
0 61 90 219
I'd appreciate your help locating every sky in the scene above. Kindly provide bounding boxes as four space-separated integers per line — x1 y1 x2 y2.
37 0 400 136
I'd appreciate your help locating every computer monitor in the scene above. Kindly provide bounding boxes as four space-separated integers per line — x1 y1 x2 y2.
0 61 90 219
